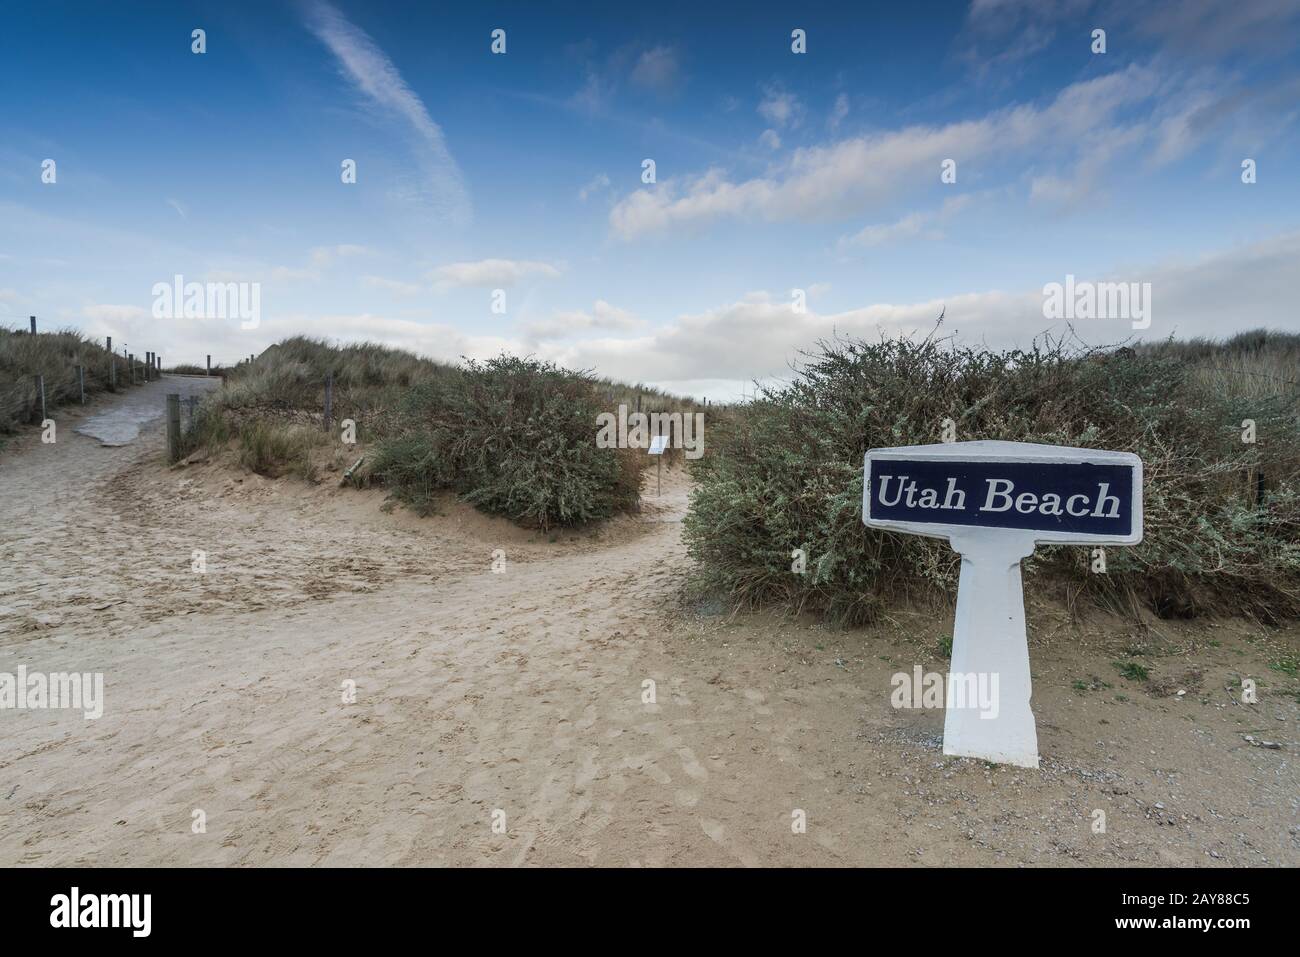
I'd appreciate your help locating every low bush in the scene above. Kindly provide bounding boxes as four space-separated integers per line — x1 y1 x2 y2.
372 355 643 529
684 333 1300 625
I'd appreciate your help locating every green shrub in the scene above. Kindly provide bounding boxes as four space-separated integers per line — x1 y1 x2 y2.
1113 661 1150 681
684 334 1300 625
373 355 642 529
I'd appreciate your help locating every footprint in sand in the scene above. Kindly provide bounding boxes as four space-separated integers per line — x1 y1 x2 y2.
627 754 671 784
676 747 707 781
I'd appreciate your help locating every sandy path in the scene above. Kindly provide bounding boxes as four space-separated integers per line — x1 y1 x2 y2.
1 385 1297 866
0 376 498 645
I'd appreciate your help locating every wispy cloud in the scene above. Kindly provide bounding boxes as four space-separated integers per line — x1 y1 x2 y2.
578 172 611 202
758 83 803 128
570 70 611 114
362 275 423 297
430 258 563 289
522 300 642 341
840 195 973 248
828 92 849 130
629 45 682 95
610 65 1162 240
302 0 471 225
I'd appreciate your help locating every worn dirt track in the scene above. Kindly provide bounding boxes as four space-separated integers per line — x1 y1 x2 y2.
1 381 1297 866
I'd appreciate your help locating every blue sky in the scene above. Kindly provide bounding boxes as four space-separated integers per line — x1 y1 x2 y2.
2 0 1298 399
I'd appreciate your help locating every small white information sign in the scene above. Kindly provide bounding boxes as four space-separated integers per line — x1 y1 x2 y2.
648 435 669 455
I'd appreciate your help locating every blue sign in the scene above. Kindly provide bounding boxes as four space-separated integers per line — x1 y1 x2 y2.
865 458 1135 537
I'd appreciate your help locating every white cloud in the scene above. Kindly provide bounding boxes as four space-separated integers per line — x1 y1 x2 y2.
578 172 611 202
757 84 803 128
310 244 370 266
270 265 318 282
758 129 782 151
961 0 1092 72
81 303 148 323
522 300 642 341
1029 125 1142 210
362 275 423 297
610 65 1161 240
430 258 563 288
630 46 681 95
828 92 849 130
1129 0 1300 56
841 195 974 248
302 0 470 225
44 232 1300 404
260 244 374 284
570 71 610 114
550 231 1300 387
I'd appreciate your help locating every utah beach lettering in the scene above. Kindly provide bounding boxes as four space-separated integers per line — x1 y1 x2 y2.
866 459 1134 537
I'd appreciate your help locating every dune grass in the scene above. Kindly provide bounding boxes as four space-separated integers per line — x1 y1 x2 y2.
1137 329 1300 404
163 362 228 377
0 327 135 435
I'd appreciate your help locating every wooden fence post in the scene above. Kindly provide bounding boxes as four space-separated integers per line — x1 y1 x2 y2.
657 417 662 497
324 371 334 433
77 365 85 404
206 355 211 376
166 393 182 463
29 316 35 334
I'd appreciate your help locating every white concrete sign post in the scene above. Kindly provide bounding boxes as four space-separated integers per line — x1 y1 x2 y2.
862 441 1143 768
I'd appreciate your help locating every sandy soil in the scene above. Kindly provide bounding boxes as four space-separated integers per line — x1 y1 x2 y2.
1 382 1297 866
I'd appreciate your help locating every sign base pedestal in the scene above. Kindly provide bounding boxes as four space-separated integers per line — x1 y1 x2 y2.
943 530 1039 769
